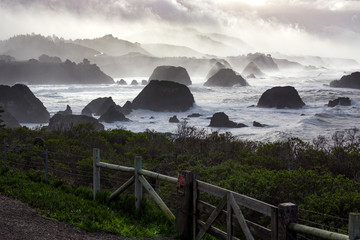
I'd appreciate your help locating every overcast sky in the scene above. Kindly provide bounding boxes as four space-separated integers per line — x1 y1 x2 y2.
1 0 359 60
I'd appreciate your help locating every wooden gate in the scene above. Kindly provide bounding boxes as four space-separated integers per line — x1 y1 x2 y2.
176 171 278 240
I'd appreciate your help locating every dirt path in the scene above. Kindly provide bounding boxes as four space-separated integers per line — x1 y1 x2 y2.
0 194 176 240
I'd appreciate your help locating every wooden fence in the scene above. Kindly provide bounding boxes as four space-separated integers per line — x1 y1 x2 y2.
92 149 360 240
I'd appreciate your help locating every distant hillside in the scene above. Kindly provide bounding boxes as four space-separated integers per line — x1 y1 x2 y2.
0 34 99 62
272 53 360 68
73 34 150 57
126 28 242 57
0 57 114 85
141 43 205 58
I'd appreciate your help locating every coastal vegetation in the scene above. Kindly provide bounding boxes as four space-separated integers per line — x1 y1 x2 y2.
1 123 360 234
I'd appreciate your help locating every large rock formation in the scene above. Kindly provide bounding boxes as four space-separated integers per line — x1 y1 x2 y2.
117 79 127 85
0 58 114 85
169 115 180 123
81 97 123 116
98 105 129 123
132 80 195 112
148 66 192 86
0 84 50 123
131 80 139 85
257 86 305 109
0 110 20 128
241 62 265 78
48 114 104 131
330 72 360 89
209 112 247 128
206 61 232 79
328 97 351 107
204 69 249 87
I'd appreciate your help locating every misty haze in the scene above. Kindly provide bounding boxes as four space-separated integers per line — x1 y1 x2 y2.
0 0 359 141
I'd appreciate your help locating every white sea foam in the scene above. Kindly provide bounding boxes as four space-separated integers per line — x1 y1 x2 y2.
26 68 360 143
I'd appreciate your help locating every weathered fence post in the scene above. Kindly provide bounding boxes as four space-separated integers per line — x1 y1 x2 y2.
349 213 360 240
3 138 7 169
176 171 197 240
45 149 48 182
278 203 297 240
134 156 143 210
93 148 100 200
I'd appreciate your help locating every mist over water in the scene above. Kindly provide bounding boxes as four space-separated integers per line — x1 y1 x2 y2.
27 67 360 143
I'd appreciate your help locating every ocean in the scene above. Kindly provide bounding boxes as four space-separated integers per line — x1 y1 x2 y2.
27 67 360 143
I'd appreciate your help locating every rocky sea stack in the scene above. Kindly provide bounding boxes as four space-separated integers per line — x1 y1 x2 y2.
0 84 50 123
328 97 351 107
209 112 247 128
99 105 129 123
204 69 248 87
82 97 124 116
132 80 194 112
257 86 305 109
148 66 192 86
48 114 104 131
330 72 360 89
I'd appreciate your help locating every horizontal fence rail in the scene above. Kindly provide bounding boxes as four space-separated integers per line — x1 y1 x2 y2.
289 223 348 240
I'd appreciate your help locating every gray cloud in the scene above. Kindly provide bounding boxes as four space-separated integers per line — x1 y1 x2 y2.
0 0 359 60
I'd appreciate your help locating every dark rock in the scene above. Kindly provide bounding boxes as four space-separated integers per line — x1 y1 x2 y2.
242 62 265 78
204 69 249 87
95 97 121 116
82 97 121 116
188 113 202 118
206 61 231 79
99 105 129 123
330 72 360 89
131 80 139 85
209 112 247 128
81 106 92 117
141 80 148 85
82 97 108 115
56 105 72 116
253 121 267 127
257 86 305 109
169 115 180 123
117 79 127 85
150 116 154 119
328 97 351 107
122 101 133 115
0 110 20 128
149 66 192 86
0 84 50 123
0 59 114 85
48 114 104 131
132 80 195 112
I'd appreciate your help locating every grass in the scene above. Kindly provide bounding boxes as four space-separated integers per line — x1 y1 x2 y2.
0 168 177 238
